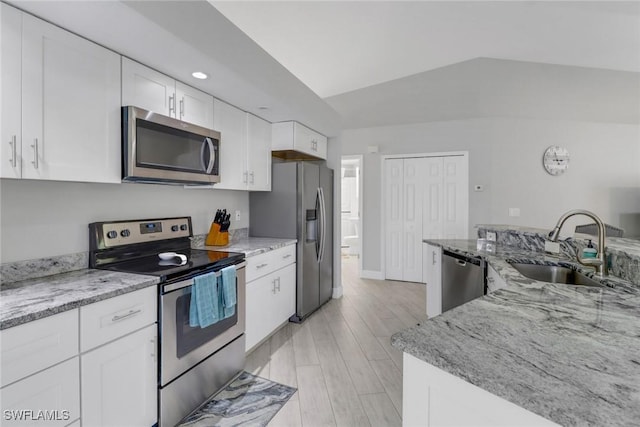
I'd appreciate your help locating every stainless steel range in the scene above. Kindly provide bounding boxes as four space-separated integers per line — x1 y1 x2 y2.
89 217 246 427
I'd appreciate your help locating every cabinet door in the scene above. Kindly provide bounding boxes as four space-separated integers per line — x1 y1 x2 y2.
245 274 276 352
425 243 442 318
176 82 214 128
275 263 296 323
246 113 272 191
213 98 247 190
122 57 175 117
22 15 121 183
1 3 22 179
0 357 80 427
293 122 318 158
81 324 157 427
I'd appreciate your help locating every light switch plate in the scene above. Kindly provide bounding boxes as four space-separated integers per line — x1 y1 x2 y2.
235 210 241 220
509 208 521 217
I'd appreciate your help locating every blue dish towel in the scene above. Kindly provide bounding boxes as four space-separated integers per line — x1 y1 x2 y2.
220 265 237 319
189 271 221 328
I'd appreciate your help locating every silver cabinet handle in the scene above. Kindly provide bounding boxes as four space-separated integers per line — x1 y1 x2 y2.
249 171 254 184
151 336 157 362
282 254 292 259
243 171 248 183
31 138 39 169
169 95 175 116
8 136 17 167
456 259 467 267
111 309 142 323
179 97 185 119
256 263 268 269
432 252 436 265
275 277 281 292
271 279 277 294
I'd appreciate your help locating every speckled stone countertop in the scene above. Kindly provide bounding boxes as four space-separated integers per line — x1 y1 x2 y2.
199 237 297 257
0 269 159 330
392 239 640 426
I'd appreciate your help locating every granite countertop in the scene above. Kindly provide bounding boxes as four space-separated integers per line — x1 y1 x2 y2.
201 237 297 258
0 269 159 330
392 239 640 426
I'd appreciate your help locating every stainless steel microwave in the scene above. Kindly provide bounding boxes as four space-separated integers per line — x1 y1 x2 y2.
122 106 220 185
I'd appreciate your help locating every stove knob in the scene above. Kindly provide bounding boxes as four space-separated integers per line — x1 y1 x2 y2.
171 225 179 232
106 230 117 239
120 229 130 238
180 224 188 231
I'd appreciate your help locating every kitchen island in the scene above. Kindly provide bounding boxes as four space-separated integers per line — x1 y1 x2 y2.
392 238 640 426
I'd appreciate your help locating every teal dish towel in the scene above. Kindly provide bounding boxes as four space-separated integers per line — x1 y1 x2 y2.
189 271 221 328
220 265 237 319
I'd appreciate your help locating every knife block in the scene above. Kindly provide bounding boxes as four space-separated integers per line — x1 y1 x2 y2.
205 222 229 246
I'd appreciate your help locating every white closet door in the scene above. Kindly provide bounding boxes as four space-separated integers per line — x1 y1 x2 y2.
385 159 404 281
403 158 423 282
423 157 444 240
443 156 469 239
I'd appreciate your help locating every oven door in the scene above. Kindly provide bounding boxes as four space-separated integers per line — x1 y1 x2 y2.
159 262 245 386
123 106 220 185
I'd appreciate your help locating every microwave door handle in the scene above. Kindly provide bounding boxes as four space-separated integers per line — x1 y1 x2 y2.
201 137 215 174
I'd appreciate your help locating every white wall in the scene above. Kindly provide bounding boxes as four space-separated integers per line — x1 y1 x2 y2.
0 179 249 263
341 118 640 272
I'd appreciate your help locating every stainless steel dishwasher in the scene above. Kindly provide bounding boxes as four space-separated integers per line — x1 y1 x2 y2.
442 250 486 312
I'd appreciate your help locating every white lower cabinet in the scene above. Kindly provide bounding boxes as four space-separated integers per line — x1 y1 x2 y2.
81 324 157 427
0 357 80 427
403 352 558 427
424 243 442 318
245 251 296 352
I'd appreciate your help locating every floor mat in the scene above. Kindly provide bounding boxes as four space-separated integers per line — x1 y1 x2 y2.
178 371 297 427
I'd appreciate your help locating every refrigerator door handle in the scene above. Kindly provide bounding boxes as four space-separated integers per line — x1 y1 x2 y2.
315 187 322 262
318 186 327 263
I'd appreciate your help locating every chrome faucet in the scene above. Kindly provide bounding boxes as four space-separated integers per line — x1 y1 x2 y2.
548 209 607 276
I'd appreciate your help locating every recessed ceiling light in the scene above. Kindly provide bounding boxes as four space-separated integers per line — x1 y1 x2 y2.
192 71 208 80
257 106 269 110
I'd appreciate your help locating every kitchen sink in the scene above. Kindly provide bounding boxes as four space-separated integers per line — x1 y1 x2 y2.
508 263 603 287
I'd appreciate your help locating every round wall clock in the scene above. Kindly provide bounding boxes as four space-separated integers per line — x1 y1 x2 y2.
543 146 570 175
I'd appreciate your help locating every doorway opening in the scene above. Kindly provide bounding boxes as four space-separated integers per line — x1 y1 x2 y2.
341 155 363 277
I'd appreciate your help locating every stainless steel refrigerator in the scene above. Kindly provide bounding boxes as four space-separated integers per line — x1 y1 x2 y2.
250 162 333 322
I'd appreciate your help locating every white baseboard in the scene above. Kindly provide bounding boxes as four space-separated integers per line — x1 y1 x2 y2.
360 270 384 280
332 286 343 299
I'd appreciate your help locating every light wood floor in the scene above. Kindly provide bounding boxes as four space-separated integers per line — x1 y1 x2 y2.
245 256 426 427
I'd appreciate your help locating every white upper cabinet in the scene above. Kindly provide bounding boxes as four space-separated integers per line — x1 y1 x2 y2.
246 113 272 191
1 4 22 179
122 58 214 129
176 82 214 128
0 6 122 184
272 121 328 160
213 98 247 190
212 99 271 191
122 58 175 117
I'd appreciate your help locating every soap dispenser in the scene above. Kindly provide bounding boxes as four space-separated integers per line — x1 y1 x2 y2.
582 240 597 258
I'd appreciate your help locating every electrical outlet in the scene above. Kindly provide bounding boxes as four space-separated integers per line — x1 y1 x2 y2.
545 241 560 254
486 231 497 242
235 210 241 221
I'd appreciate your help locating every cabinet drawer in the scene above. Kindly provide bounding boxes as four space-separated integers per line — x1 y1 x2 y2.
246 245 296 283
0 357 80 427
0 309 78 387
80 286 156 352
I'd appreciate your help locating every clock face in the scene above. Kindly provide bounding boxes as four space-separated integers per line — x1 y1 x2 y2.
543 146 570 175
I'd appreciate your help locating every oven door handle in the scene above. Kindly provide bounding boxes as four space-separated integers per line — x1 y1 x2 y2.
162 261 246 294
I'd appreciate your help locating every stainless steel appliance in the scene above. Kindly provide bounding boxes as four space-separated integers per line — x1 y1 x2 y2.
122 106 220 185
250 162 333 322
89 217 245 427
441 250 486 312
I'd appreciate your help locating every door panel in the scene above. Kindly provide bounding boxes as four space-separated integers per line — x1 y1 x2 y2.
122 57 175 116
423 158 444 240
176 82 213 128
403 158 423 282
1 4 22 179
384 159 404 281
213 99 246 190
443 156 469 239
